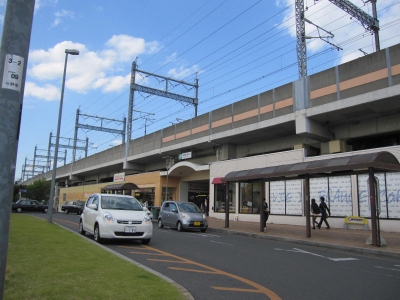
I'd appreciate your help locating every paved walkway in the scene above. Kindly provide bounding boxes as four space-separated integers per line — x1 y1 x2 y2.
206 217 400 259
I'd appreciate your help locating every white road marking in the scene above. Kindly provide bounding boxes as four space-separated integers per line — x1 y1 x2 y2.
188 232 221 238
210 240 234 246
275 247 359 261
375 266 400 272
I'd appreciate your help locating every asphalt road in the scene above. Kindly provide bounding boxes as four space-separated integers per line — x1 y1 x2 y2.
30 213 400 299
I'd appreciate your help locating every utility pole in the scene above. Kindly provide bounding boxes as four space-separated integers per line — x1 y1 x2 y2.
0 1 36 298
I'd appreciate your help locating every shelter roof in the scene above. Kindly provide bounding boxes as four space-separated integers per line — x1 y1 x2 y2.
222 151 400 182
101 182 139 190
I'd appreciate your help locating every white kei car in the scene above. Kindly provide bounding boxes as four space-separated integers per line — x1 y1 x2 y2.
79 193 153 244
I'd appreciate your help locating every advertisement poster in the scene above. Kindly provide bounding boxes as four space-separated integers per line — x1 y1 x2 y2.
358 173 387 218
270 181 285 215
328 176 352 216
286 180 302 215
386 172 400 219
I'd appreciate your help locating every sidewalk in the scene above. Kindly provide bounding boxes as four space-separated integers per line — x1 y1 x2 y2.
206 217 400 259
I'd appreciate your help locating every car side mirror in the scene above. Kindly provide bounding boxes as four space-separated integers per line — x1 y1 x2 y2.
88 203 98 210
171 208 178 213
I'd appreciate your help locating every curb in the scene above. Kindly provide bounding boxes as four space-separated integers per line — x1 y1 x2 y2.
207 227 400 260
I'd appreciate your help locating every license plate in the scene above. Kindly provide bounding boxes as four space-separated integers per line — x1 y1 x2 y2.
125 226 136 233
194 221 200 226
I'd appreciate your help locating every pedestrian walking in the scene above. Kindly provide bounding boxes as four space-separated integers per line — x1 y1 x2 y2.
317 196 331 229
263 198 269 230
310 198 320 229
204 197 209 216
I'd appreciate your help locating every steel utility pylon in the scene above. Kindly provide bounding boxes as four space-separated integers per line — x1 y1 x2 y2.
73 108 125 161
126 60 199 156
295 0 380 78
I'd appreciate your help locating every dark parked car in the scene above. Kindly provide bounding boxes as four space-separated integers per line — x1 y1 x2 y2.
12 199 48 213
158 201 208 232
61 200 85 214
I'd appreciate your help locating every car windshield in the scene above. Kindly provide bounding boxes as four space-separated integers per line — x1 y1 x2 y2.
177 202 202 213
101 196 143 211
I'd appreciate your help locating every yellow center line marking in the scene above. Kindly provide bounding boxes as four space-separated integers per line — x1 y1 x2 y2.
169 267 218 274
130 252 165 256
148 259 191 264
212 286 265 293
143 245 282 299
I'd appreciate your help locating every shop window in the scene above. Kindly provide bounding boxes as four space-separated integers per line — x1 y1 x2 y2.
214 183 235 213
240 182 261 214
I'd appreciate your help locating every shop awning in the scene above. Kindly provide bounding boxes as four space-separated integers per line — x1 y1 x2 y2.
222 151 400 182
101 182 139 190
212 177 225 184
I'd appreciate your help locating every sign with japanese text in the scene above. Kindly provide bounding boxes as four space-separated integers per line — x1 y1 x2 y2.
2 54 24 92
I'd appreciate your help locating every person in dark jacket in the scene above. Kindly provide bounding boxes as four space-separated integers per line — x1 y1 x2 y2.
263 198 269 230
317 196 331 229
310 198 320 229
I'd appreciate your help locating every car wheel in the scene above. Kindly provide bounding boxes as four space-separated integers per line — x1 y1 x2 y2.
79 220 86 235
16 208 22 213
158 219 164 228
201 228 207 233
94 224 103 243
177 221 183 232
141 239 151 245
65 209 69 214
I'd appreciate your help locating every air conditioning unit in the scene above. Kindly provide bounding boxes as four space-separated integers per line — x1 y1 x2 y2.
329 140 347 153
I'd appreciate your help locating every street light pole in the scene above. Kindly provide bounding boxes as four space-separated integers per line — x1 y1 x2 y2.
47 49 79 223
163 156 174 202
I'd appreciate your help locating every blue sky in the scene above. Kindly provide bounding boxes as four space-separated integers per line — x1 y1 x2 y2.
0 0 399 181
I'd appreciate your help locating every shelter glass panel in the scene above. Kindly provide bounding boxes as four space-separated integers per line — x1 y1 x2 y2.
214 183 235 213
310 177 328 201
286 180 302 215
386 172 400 219
239 182 261 214
358 173 387 218
270 181 285 215
328 176 352 217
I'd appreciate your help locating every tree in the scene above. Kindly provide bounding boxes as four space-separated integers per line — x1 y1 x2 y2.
26 178 51 203
13 182 27 202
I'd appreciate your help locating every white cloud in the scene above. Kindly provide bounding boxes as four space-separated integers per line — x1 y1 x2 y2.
26 35 159 101
105 34 159 62
93 74 131 93
277 0 400 65
52 9 74 28
24 82 60 101
110 140 122 146
167 64 201 79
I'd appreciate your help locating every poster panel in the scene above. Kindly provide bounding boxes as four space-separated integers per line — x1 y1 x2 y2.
386 172 400 219
270 181 285 215
328 176 352 216
285 179 302 215
310 177 328 202
358 173 387 218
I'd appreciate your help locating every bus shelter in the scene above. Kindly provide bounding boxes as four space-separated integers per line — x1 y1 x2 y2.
221 151 400 247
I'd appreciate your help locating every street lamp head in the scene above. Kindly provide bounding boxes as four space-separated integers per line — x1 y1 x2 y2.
65 49 79 55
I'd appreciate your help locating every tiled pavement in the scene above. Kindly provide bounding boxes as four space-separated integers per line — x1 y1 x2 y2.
206 217 400 259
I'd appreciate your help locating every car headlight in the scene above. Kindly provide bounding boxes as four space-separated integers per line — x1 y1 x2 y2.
181 213 189 219
103 212 114 223
203 214 207 219
144 214 151 224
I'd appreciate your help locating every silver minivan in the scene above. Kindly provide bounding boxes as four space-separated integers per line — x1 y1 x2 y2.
158 201 208 232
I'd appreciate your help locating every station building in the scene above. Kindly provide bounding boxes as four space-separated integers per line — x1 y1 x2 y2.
24 43 400 232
